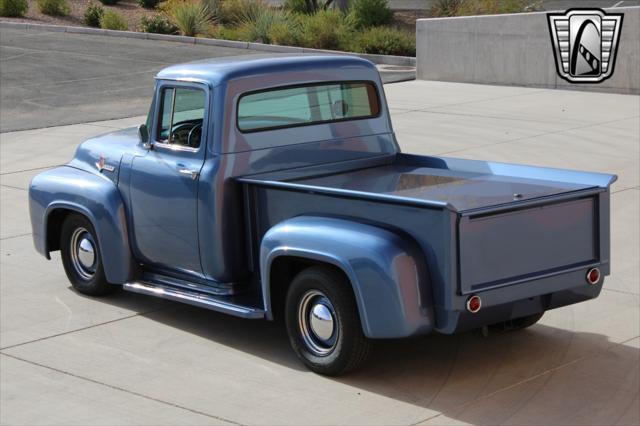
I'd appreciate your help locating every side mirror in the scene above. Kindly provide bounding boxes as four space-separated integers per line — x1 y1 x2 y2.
138 124 151 149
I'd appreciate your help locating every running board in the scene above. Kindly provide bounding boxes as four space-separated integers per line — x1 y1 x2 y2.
123 282 265 319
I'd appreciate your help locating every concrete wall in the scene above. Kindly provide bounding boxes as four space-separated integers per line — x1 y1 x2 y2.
416 6 640 94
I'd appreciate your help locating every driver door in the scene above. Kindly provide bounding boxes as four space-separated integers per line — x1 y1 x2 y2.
129 83 208 276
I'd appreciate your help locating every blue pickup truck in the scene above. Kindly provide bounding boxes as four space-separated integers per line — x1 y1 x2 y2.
29 55 616 375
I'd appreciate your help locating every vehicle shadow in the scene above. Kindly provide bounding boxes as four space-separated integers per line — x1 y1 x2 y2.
96 290 639 425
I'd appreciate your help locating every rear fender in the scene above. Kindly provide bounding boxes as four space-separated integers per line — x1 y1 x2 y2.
29 166 134 284
260 216 434 338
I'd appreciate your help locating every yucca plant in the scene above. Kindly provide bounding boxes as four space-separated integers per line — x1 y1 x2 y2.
237 6 289 44
168 0 213 36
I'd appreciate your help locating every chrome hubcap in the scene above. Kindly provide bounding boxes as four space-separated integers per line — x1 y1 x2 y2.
70 228 96 280
298 290 337 356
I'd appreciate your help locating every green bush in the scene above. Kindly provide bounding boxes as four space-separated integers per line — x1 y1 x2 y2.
137 0 159 8
98 0 119 5
83 3 104 27
220 0 267 26
139 15 179 33
350 0 392 28
217 24 247 40
456 0 539 15
430 0 539 17
267 19 302 46
201 0 221 19
283 0 332 14
100 9 128 30
237 6 289 43
428 0 460 17
168 0 213 36
298 9 353 50
351 26 415 56
37 0 69 16
0 0 28 17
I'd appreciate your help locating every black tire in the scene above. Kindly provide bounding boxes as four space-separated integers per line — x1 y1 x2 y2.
285 265 371 376
493 312 544 332
60 214 116 296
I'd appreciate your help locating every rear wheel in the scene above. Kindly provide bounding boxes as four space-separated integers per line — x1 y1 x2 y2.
60 214 115 296
285 266 371 376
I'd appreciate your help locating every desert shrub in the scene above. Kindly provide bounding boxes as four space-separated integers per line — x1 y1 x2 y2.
457 0 540 15
282 0 308 14
351 26 415 56
220 0 267 26
83 3 104 27
100 9 128 30
137 0 159 8
168 0 213 36
236 6 289 43
37 0 69 16
430 0 539 17
139 15 179 33
283 0 333 14
298 9 353 50
98 0 119 5
429 0 460 16
0 0 28 17
201 0 221 19
350 0 392 28
267 19 303 46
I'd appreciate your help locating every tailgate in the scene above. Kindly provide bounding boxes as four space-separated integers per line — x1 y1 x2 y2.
458 192 600 294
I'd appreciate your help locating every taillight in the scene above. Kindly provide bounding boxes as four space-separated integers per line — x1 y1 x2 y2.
466 295 482 313
586 268 601 285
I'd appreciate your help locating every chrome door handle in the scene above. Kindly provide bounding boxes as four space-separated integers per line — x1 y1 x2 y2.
178 168 199 180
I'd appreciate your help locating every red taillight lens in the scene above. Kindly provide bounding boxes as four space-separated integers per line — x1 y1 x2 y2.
466 295 481 313
587 268 601 285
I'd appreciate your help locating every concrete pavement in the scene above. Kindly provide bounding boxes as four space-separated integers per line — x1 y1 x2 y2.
1 79 639 424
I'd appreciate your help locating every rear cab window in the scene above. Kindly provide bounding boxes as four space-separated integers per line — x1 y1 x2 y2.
237 81 380 133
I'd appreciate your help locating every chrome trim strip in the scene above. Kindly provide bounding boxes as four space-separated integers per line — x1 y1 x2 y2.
153 141 200 153
123 282 265 319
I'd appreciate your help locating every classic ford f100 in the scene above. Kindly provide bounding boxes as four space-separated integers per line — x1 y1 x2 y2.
29 55 616 375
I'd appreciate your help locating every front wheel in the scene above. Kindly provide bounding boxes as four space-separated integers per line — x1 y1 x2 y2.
60 214 116 296
285 266 371 376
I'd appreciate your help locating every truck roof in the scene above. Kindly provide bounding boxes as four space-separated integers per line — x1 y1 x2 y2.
156 54 378 87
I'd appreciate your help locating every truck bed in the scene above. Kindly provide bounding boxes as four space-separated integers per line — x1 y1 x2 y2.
239 153 614 213
239 153 616 333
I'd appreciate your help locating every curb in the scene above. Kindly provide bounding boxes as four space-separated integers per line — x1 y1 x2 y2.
0 20 416 67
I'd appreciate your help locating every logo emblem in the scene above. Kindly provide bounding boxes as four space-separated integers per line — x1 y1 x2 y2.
547 8 623 83
96 155 115 173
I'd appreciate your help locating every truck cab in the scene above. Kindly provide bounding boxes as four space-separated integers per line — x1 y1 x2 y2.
29 55 616 375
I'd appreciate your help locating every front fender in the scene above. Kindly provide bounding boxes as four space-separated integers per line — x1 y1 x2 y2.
260 216 434 338
29 166 134 284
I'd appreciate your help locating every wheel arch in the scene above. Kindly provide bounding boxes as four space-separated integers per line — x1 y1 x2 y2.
260 216 435 339
29 166 136 284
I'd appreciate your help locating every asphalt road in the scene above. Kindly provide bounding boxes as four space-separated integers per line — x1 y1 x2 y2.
0 27 266 132
0 27 414 133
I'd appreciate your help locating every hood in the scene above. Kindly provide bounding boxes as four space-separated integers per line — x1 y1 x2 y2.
68 126 142 184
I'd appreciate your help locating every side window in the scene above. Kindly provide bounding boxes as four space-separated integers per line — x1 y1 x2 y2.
157 87 206 148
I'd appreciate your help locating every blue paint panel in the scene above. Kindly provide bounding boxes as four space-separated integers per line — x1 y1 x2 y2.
260 216 434 338
29 166 135 284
